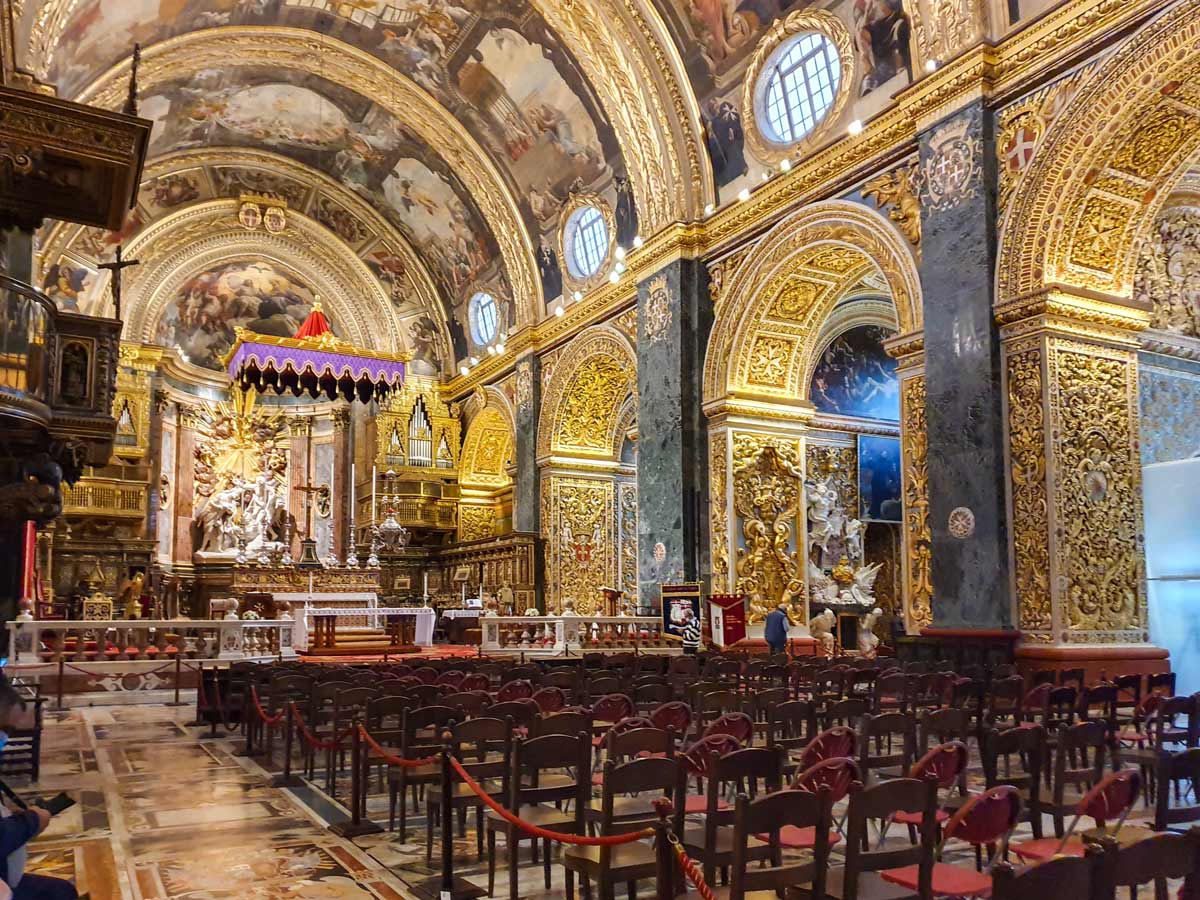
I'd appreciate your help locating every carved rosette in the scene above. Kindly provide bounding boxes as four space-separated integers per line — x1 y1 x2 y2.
1005 344 1052 640
731 432 804 625
900 376 932 631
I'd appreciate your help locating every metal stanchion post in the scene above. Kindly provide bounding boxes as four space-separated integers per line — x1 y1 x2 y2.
55 655 65 710
166 652 187 706
654 820 672 900
414 732 483 900
330 725 382 837
273 704 302 787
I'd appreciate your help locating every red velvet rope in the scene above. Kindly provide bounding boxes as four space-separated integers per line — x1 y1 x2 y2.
251 686 286 727
289 702 356 751
670 834 719 900
448 755 654 846
357 726 439 768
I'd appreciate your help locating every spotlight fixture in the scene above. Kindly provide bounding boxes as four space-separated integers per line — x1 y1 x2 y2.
704 203 714 215
780 159 792 172
555 305 565 317
608 271 620 284
925 59 939 73
614 246 626 261
486 345 496 355
496 342 505 353
848 120 864 136
572 290 582 302
737 188 751 202
632 235 644 248
460 365 470 377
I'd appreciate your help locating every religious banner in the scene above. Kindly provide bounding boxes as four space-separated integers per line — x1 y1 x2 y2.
709 593 747 648
661 582 702 641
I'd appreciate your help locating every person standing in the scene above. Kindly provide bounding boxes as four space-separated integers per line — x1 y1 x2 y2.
681 609 701 655
764 602 791 656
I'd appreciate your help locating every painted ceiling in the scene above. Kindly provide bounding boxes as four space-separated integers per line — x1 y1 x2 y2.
17 0 927 371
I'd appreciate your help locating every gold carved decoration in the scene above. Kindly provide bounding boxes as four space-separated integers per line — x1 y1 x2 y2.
732 434 803 624
746 335 796 390
539 327 637 460
1050 342 1146 641
543 474 616 614
460 407 513 490
193 388 287 506
998 1 1200 303
1006 346 1051 639
459 505 496 543
862 160 922 247
516 359 534 415
709 432 730 593
619 481 639 601
908 0 984 72
900 376 932 631
1134 205 1200 338
741 9 855 166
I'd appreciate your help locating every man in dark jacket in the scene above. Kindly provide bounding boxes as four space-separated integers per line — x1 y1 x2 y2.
764 602 791 655
0 680 75 900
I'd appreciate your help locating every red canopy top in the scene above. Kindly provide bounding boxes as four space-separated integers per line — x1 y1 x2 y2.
294 303 332 340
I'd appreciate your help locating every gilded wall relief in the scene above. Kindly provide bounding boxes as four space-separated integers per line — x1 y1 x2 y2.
1135 206 1200 338
642 275 673 345
459 506 497 543
806 444 858 519
861 159 922 247
900 375 932 630
543 474 616 614
731 433 803 624
1006 344 1052 639
919 115 982 213
1050 341 1146 641
619 481 639 601
555 355 632 455
709 431 730 593
460 408 514 490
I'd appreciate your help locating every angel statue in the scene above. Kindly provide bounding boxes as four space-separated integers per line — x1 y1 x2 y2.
808 560 839 605
844 517 865 565
809 608 837 656
846 562 883 607
805 476 838 563
857 607 883 657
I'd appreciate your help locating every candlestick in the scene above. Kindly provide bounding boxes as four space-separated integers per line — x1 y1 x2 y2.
371 464 377 524
423 571 428 602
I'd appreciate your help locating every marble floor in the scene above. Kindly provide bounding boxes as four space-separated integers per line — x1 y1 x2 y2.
17 703 1166 900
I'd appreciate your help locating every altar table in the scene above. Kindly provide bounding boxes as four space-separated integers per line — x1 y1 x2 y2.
293 606 435 651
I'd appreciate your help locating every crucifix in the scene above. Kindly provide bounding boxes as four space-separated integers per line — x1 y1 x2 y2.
98 245 139 320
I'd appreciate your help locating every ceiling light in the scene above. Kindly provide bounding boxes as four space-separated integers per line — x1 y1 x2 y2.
555 305 565 317
704 203 714 215
614 261 626 274
460 365 470 377
470 356 479 366
496 342 505 353
925 59 939 73
632 235 643 248
848 120 863 136
572 291 582 302
486 345 496 355
608 271 620 284
737 188 751 202
614 246 626 261
779 159 792 172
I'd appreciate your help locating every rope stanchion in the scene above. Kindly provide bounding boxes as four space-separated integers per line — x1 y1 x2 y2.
166 651 187 707
251 686 286 728
328 721 383 838
357 725 436 768
293 704 356 752
448 755 653 846
272 702 303 788
668 831 719 900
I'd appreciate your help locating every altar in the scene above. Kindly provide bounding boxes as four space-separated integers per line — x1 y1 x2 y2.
293 605 435 652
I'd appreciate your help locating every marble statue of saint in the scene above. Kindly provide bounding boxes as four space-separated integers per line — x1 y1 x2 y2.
858 607 883 656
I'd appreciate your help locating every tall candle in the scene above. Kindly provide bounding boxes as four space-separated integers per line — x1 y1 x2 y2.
349 462 355 520
371 464 377 523
423 571 429 599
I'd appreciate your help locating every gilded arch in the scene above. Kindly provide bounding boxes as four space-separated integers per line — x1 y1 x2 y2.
537 326 639 461
997 0 1200 305
460 407 515 491
704 201 922 407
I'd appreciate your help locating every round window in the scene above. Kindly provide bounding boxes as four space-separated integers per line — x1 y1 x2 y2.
468 292 498 346
757 31 841 145
564 205 610 279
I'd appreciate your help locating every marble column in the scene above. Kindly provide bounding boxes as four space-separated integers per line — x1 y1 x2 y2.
512 353 543 604
916 101 1012 629
289 418 312 554
635 258 713 610
173 406 200 563
331 406 351 559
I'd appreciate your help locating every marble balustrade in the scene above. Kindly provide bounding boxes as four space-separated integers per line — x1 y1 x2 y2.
479 614 673 655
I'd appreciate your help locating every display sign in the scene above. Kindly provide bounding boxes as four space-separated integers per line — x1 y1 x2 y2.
708 594 747 647
660 582 702 641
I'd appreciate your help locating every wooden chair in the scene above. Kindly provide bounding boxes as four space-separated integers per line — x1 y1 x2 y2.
1155 748 1200 832
486 699 541 731
872 672 912 715
1010 769 1143 863
648 701 692 740
985 676 1025 730
893 742 969 840
496 678 535 702
442 690 490 718
982 724 1046 840
1093 827 1200 900
529 708 594 738
917 707 970 755
264 672 314 759
1039 721 1118 839
388 704 458 840
634 682 673 713
586 675 624 700
858 712 917 785
879 785 1022 899
562 756 685 900
323 686 377 795
824 777 939 900
699 689 743 727
768 699 819 773
1078 684 1121 740
728 787 835 900
531 686 568 714
425 716 511 861
702 712 754 745
681 746 783 886
825 697 870 730
990 849 1103 900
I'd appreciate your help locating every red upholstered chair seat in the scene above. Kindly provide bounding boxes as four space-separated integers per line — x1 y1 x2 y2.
881 861 993 898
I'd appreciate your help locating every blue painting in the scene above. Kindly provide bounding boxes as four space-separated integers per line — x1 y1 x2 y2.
859 435 902 523
810 324 899 421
